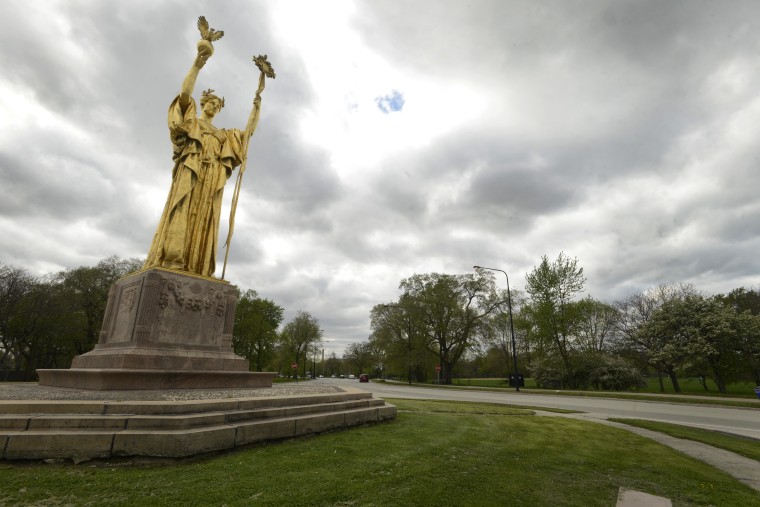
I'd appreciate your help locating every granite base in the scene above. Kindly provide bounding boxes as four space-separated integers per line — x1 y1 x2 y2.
36 369 276 390
37 268 274 390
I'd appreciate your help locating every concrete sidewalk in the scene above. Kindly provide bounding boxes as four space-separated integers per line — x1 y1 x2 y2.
607 419 760 492
538 411 760 494
616 488 671 507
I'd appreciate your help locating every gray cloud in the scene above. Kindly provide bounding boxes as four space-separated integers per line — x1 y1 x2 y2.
1 0 759 354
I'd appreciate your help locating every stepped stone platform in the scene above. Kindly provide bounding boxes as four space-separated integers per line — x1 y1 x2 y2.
0 383 396 461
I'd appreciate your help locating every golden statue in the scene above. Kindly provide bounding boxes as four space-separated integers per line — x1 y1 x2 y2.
144 16 275 278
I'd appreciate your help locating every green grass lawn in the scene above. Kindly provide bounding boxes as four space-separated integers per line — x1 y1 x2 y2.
452 377 525 388
512 389 760 408
1 399 758 506
610 418 760 463
438 378 760 409
640 377 758 397
452 377 758 397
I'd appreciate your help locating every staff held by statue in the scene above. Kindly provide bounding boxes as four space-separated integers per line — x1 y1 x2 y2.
222 54 276 279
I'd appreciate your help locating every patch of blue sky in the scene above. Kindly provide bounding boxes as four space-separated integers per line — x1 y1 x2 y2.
345 93 359 112
375 89 405 113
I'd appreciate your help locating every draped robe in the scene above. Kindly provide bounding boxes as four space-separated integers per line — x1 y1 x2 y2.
144 96 244 277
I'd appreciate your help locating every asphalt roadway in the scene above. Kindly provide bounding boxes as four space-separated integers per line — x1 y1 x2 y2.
318 378 760 441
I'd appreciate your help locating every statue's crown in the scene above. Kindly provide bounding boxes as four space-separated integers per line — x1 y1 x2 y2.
201 89 225 108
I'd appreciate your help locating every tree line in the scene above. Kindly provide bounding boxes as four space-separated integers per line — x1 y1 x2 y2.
3 254 758 391
0 257 143 379
0 257 343 381
228 290 383 379
365 253 760 392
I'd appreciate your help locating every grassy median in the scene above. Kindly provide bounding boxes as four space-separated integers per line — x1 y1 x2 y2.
0 399 757 506
452 377 759 398
610 418 760 463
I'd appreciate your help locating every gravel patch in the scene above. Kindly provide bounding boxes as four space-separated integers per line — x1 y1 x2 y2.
0 382 342 401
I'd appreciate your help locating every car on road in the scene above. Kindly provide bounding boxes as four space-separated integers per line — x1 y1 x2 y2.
349 374 356 379
359 374 369 383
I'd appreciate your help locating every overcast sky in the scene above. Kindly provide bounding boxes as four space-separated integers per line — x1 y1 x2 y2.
2 0 759 355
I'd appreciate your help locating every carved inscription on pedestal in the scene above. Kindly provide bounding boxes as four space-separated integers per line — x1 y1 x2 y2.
109 279 143 343
95 268 238 351
98 284 118 344
134 272 162 342
155 276 232 347
66 268 250 374
221 293 236 348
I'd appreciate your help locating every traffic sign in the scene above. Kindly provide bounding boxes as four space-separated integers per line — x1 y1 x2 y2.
291 362 297 369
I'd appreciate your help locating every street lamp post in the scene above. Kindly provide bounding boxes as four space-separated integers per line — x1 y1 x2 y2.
473 265 520 392
321 339 334 378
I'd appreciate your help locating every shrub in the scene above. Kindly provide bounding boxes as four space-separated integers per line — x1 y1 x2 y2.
531 354 646 391
589 355 647 391
530 359 568 389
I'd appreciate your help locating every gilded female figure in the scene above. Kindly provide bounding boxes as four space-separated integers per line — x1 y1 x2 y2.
144 39 261 277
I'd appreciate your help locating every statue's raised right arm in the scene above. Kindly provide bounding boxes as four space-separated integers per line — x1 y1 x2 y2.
179 40 213 110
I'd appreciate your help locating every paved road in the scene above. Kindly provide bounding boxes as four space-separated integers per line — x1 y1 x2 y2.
320 379 760 440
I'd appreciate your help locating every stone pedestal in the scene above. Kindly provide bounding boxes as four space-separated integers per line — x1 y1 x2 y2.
37 268 275 390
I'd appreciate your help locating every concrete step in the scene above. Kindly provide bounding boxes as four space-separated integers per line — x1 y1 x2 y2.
1 398 387 431
0 388 396 461
0 390 375 416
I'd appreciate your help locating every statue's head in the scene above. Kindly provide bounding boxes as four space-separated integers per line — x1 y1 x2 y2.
200 89 225 113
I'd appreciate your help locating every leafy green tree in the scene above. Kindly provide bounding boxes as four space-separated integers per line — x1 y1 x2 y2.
614 283 696 392
343 341 376 376
323 351 342 377
232 290 284 372
634 299 696 393
398 272 501 384
0 267 64 378
715 287 760 386
304 342 323 378
572 297 618 355
717 287 760 315
54 256 142 357
635 293 739 393
733 310 760 385
366 335 389 378
367 325 403 378
0 264 38 377
524 253 586 372
513 304 540 367
280 311 322 379
1 257 141 379
370 299 430 383
477 291 525 376
270 342 293 377
695 297 743 393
